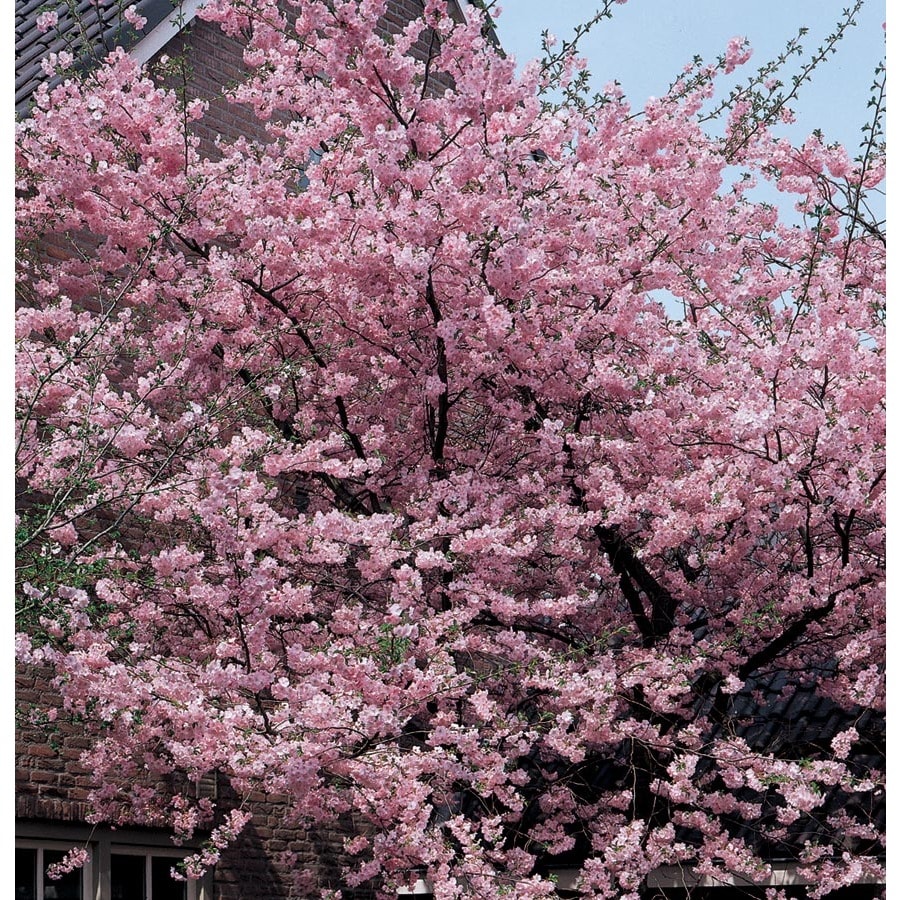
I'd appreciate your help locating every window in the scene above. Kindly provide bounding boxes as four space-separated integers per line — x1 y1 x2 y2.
110 848 195 900
16 843 91 900
15 832 210 900
396 877 432 898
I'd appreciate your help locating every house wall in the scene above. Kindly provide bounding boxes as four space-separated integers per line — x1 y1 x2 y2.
16 665 96 825
16 3 458 897
146 13 272 158
16 662 376 898
147 0 462 158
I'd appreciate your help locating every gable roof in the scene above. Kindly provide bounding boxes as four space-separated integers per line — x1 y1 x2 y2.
15 0 481 118
15 0 191 117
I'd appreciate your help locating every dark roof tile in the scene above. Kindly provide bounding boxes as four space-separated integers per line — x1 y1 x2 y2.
15 0 175 116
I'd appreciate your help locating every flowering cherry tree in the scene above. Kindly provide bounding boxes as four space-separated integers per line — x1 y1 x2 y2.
16 0 885 897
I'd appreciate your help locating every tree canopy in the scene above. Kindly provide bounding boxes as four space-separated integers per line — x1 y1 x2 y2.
15 0 885 896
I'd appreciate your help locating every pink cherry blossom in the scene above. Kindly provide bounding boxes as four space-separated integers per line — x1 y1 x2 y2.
15 0 884 896
36 9 58 31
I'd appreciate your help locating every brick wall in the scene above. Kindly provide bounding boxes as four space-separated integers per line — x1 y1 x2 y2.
212 783 378 899
16 662 378 898
377 0 462 94
147 0 464 157
147 17 272 159
17 3 466 896
15 664 96 824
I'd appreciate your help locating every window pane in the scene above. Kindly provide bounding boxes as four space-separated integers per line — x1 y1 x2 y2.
151 857 187 900
15 848 37 900
42 850 83 900
111 854 145 900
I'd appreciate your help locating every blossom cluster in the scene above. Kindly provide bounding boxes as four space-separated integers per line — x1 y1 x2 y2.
15 0 884 896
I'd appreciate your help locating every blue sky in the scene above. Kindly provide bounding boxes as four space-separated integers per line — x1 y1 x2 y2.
490 1 886 317
491 0 886 153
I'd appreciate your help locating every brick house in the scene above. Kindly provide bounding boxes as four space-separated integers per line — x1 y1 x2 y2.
15 2 476 898
17 661 383 899
16 662 885 899
15 1 885 897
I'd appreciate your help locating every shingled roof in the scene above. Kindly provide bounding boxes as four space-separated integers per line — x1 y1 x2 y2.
15 0 485 118
535 667 885 881
17 0 187 116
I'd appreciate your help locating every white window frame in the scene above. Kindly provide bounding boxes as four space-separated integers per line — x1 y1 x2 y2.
16 839 94 900
108 845 201 900
16 826 212 900
396 878 433 896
